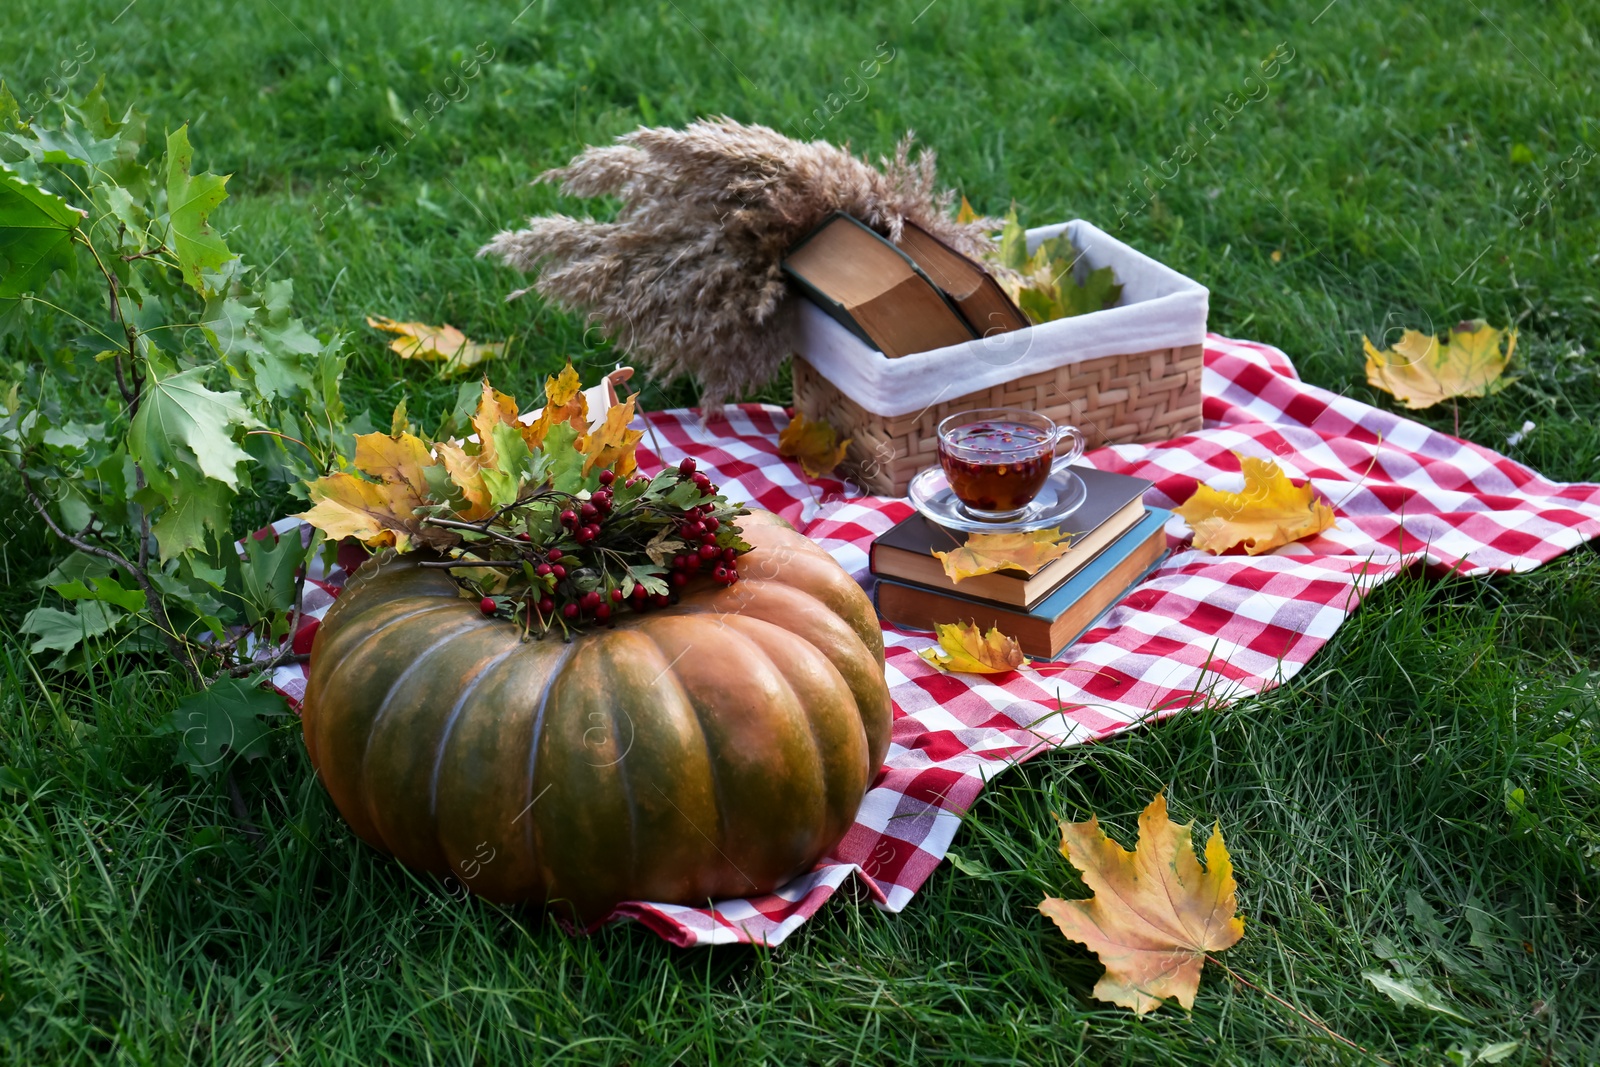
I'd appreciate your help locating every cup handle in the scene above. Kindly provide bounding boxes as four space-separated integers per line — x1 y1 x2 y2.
1050 425 1086 472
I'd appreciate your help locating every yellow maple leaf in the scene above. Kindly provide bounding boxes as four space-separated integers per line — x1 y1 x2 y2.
433 440 494 520
296 471 445 553
915 620 1028 674
956 195 978 225
351 432 436 498
580 397 643 478
777 412 851 479
522 362 588 450
1363 319 1516 410
1174 454 1335 555
366 315 505 374
469 378 522 469
1038 793 1244 1015
933 527 1074 582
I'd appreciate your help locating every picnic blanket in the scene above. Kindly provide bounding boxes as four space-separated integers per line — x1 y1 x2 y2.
267 334 1600 947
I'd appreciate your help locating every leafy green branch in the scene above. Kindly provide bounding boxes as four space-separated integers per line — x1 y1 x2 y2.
0 83 351 722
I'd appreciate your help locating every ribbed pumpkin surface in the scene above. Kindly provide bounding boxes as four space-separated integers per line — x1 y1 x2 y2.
302 510 891 920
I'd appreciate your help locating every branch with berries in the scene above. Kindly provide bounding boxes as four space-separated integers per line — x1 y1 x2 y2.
296 365 750 638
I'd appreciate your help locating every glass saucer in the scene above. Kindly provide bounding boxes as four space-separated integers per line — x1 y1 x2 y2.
907 463 1088 534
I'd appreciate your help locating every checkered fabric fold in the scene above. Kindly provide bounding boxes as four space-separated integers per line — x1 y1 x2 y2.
267 334 1600 946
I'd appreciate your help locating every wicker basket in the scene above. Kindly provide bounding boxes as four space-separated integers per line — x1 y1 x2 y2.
793 343 1203 496
787 219 1209 496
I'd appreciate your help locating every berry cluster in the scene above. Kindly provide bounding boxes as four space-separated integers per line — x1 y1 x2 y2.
466 455 748 638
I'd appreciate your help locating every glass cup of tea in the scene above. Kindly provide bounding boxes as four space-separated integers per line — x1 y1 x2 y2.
935 408 1086 520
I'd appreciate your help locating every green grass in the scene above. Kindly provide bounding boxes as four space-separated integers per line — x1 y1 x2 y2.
3 0 1599 1062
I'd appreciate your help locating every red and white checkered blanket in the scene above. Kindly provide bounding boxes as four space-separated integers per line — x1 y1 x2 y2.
268 334 1600 946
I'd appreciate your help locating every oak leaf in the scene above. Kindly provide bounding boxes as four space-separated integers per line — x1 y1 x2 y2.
366 315 505 374
933 527 1073 582
1363 320 1515 410
916 620 1027 674
1038 793 1244 1015
1174 454 1335 555
777 412 850 478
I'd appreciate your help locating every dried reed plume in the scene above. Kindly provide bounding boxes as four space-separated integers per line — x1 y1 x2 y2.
479 118 1000 411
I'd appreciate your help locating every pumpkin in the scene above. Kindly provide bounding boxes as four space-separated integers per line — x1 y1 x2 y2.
302 510 891 920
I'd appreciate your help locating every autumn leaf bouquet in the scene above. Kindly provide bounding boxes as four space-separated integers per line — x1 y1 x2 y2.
297 364 750 636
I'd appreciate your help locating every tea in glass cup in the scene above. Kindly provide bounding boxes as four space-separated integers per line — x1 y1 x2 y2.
936 408 1086 520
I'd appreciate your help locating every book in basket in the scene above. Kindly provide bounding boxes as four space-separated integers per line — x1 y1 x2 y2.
875 508 1171 661
869 466 1153 609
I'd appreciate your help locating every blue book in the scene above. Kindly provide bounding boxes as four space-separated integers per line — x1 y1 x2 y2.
874 508 1172 659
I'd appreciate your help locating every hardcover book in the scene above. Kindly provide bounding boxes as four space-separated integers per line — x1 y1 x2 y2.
782 213 977 359
875 508 1172 660
896 220 1030 337
868 466 1154 608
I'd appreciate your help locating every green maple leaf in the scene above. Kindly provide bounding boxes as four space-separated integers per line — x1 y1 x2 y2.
154 678 288 776
51 576 148 613
20 601 121 655
164 125 234 292
240 530 302 634
129 363 260 491
0 165 84 298
1058 264 1123 318
149 469 233 561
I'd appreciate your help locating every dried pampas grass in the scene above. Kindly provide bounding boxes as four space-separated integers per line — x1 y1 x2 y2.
479 118 999 411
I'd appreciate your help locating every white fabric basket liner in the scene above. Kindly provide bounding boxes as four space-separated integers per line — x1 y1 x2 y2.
789 219 1210 419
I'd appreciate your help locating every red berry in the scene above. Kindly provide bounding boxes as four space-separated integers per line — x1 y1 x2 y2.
562 602 579 620
700 530 718 544
535 563 552 577
712 565 729 583
538 596 554 614
651 593 671 607
670 572 688 587
672 554 689 570
581 590 602 610
559 509 578 528
575 526 595 544
580 501 598 520
703 516 719 532
594 603 611 621
684 555 701 574
722 547 737 563
548 548 563 561
698 543 718 560
610 588 624 602
678 457 697 475
552 564 567 579
598 469 615 486
479 597 497 615
517 532 531 541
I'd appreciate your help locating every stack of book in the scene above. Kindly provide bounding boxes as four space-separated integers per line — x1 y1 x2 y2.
782 212 1030 357
871 468 1172 659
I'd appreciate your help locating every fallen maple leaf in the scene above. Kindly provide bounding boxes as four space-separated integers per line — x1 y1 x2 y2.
1174 453 1335 555
1039 793 1244 1015
366 316 506 374
933 527 1073 582
916 620 1028 674
1363 319 1516 410
777 412 851 479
